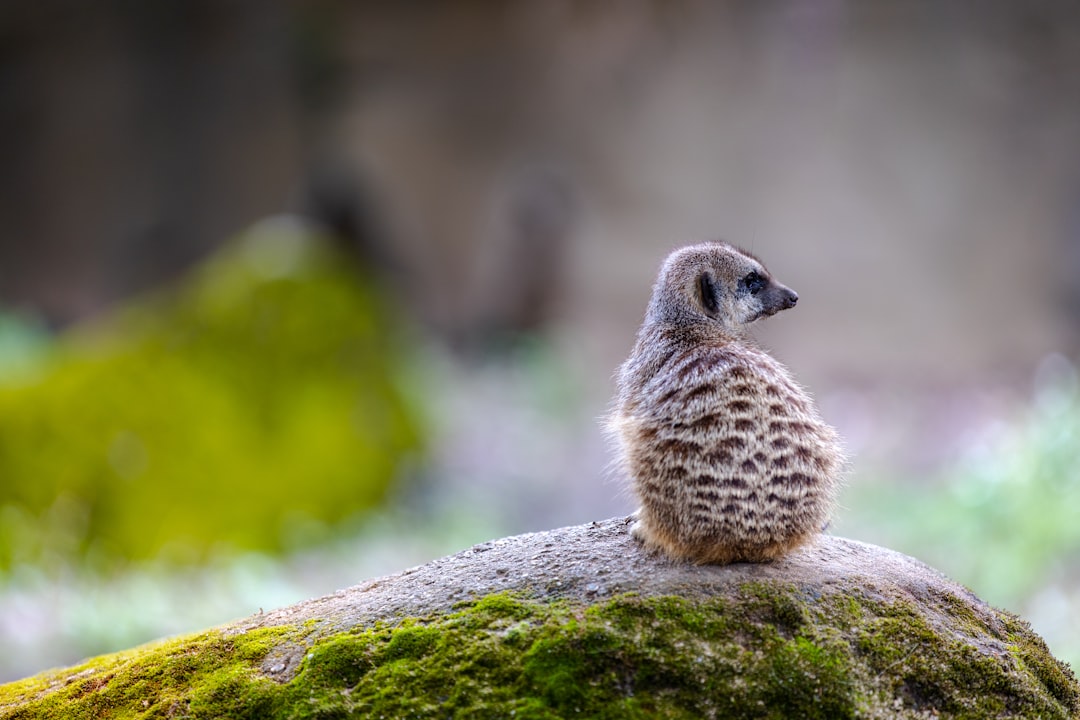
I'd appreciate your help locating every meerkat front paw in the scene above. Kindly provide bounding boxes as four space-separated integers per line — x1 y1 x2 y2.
629 509 647 543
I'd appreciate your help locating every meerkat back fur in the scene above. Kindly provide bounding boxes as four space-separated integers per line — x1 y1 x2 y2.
609 241 843 564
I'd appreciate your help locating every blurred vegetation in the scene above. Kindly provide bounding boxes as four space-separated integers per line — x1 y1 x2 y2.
836 355 1080 672
0 220 423 571
841 357 1080 611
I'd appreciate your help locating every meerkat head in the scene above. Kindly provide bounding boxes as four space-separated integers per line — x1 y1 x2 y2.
645 242 798 335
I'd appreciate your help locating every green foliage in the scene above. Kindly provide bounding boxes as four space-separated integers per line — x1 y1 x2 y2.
3 588 1075 719
838 362 1080 611
0 223 423 569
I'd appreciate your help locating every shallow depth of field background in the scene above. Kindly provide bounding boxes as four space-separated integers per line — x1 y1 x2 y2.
2 2 1080 681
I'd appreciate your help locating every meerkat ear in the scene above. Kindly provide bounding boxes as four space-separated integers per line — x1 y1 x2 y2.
698 272 721 316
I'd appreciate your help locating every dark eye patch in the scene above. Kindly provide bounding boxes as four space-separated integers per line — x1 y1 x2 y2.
742 271 765 295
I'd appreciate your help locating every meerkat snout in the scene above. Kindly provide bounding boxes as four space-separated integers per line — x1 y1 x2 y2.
608 241 844 565
760 284 798 316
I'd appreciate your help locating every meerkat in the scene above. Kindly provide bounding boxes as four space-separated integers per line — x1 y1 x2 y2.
608 241 843 564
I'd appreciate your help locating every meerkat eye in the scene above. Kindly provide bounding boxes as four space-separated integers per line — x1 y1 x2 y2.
698 272 721 315
742 272 765 295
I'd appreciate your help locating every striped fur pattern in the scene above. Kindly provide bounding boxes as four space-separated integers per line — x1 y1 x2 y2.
610 242 843 564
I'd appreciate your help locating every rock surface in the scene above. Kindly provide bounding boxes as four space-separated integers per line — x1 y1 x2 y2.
246 516 990 675
2 517 1077 719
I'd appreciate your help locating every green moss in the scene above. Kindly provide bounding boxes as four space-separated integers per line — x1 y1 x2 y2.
1002 615 1080 713
846 591 1080 718
0 626 299 719
2 585 1077 719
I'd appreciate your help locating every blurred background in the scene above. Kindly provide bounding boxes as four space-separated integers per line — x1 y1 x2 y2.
2 0 1079 681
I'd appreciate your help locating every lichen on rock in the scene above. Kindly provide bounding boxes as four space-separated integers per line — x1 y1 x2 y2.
1 518 1076 719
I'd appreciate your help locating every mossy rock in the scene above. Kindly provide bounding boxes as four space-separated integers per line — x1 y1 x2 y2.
1 518 1076 719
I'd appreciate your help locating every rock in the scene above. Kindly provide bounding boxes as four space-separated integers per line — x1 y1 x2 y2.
1 517 1077 719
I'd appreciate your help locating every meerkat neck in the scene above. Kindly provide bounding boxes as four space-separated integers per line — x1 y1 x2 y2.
645 319 749 348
